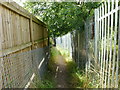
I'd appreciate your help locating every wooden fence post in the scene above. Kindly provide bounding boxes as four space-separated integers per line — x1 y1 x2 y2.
29 16 34 49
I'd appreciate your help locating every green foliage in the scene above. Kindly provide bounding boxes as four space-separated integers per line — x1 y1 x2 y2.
57 46 94 88
66 60 93 88
31 47 59 88
32 52 56 88
51 47 61 57
24 2 101 37
48 47 60 73
35 79 54 88
99 29 118 52
33 70 55 88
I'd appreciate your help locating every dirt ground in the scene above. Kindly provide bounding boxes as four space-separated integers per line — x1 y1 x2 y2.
52 48 68 88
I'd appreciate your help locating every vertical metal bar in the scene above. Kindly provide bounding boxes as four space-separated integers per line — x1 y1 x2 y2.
99 5 102 87
108 0 114 88
115 10 120 88
103 1 107 88
105 1 110 88
111 0 118 87
115 2 119 88
101 3 104 87
106 0 110 88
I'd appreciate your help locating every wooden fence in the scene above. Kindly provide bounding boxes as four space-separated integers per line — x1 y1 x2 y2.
0 2 49 89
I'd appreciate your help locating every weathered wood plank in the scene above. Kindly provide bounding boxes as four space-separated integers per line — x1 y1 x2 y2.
0 2 46 26
0 42 32 57
0 1 48 88
0 5 3 90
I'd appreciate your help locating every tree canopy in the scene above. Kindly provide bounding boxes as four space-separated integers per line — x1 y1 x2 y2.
24 2 101 37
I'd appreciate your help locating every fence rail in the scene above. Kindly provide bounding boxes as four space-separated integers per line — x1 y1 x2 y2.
0 2 49 89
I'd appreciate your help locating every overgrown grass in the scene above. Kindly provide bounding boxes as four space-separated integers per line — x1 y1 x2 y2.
56 46 71 63
57 46 93 88
30 47 59 88
51 47 61 57
48 47 61 73
66 60 93 88
33 70 55 88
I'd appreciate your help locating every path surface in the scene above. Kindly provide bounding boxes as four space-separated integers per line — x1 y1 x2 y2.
53 48 68 88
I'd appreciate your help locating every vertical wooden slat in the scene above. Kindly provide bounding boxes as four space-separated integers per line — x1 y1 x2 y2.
11 12 14 47
19 14 22 45
7 9 12 48
0 2 47 88
16 14 19 47
0 6 4 56
0 5 3 89
9 11 14 48
5 8 10 49
2 8 7 50
14 13 17 47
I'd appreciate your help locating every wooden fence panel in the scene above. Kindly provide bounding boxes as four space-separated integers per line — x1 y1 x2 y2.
0 1 49 89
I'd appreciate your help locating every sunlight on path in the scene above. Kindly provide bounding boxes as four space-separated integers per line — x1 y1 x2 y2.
52 47 68 88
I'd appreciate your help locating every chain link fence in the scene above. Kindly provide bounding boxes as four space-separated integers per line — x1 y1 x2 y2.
0 46 49 88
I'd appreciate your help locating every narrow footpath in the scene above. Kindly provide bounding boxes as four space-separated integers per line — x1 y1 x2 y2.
47 47 90 88
50 47 68 88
